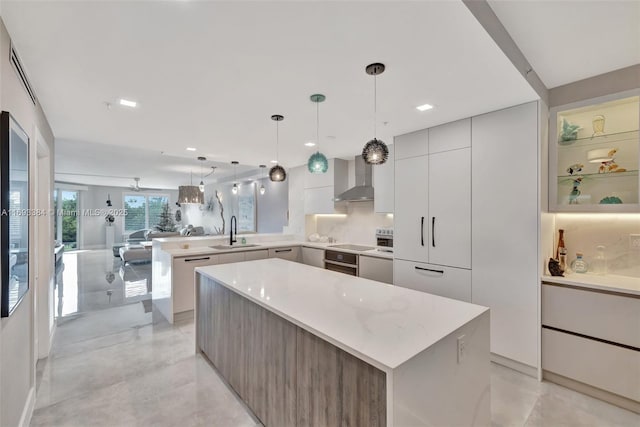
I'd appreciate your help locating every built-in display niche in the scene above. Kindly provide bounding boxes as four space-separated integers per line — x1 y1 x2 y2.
549 91 639 212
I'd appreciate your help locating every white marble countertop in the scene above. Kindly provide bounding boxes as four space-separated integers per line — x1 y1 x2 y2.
162 240 394 259
196 259 488 371
542 273 640 296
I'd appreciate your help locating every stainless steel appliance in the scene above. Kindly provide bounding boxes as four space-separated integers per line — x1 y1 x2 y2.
376 228 393 248
324 244 375 276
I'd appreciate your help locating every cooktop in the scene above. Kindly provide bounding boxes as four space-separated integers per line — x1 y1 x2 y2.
327 244 375 252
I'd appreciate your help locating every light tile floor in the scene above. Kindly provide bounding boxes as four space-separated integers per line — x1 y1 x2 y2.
32 250 639 426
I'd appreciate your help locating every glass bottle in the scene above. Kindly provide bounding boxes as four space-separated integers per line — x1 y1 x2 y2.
555 229 565 260
558 247 568 273
591 245 607 275
571 252 588 274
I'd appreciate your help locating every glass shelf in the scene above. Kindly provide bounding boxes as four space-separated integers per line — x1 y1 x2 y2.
557 170 639 181
557 130 638 148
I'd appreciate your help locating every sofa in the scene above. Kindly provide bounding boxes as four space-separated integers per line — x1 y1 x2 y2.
126 229 151 244
119 244 151 265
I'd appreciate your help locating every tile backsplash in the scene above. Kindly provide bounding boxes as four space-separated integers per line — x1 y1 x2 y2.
554 214 640 278
305 201 393 246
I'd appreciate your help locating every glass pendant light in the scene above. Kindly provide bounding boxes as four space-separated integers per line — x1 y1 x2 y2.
307 94 329 173
362 63 389 165
198 156 206 192
231 161 239 194
259 165 266 195
269 114 287 182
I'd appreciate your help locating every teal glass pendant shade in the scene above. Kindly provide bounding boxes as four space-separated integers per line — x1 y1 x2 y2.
307 151 329 173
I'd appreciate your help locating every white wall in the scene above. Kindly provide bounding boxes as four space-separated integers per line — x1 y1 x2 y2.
0 17 55 427
75 184 178 249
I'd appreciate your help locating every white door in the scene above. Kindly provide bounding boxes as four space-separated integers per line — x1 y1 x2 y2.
394 155 428 263
428 148 471 269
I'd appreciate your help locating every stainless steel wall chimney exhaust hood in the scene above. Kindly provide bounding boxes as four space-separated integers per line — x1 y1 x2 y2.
334 155 374 202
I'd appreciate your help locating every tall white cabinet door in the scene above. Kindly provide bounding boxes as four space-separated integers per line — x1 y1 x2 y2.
373 144 394 213
428 148 471 269
394 155 428 263
472 101 539 368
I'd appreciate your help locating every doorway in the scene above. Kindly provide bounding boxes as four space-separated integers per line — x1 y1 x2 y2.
54 189 79 250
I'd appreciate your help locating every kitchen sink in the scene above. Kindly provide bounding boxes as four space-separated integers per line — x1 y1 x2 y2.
209 244 261 250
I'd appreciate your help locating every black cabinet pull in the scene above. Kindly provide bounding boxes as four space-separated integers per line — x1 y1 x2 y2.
275 248 292 253
432 217 436 247
421 216 425 246
185 257 211 263
415 266 444 274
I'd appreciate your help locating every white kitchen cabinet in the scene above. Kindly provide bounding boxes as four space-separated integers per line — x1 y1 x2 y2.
359 256 393 284
245 249 269 261
303 158 348 214
394 155 428 263
218 252 246 264
394 128 428 160
428 118 471 154
373 144 394 213
394 119 471 271
472 101 539 368
428 148 471 269
269 246 301 262
173 254 219 313
394 259 471 302
302 246 324 268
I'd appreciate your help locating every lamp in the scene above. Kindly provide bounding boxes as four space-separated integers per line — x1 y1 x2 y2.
259 165 266 195
307 94 328 173
178 171 204 204
269 114 287 182
362 63 389 165
197 156 206 192
231 161 239 194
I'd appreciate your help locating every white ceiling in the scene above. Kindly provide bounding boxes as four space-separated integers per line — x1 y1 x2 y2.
488 0 640 89
3 1 538 187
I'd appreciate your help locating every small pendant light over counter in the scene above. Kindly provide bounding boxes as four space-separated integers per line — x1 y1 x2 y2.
259 164 266 195
269 114 287 182
231 161 239 195
362 62 389 165
307 94 329 174
198 156 206 192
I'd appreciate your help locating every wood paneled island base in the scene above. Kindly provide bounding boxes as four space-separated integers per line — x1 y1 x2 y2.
195 259 490 427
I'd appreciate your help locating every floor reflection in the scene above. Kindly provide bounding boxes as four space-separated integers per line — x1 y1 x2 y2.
55 249 152 320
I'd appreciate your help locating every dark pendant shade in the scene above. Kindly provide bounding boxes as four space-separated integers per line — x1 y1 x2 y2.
269 164 287 182
178 185 204 204
307 151 329 173
362 138 389 165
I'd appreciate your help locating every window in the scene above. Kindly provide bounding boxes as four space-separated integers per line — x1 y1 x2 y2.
123 193 169 232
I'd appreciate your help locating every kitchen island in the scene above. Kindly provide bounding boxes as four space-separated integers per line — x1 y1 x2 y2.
195 258 490 427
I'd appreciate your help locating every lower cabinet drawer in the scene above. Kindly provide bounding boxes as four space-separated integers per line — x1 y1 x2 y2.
268 246 301 262
542 328 640 402
393 259 471 302
542 283 640 348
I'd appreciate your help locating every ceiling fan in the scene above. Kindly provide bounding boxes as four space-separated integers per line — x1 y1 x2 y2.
129 177 152 192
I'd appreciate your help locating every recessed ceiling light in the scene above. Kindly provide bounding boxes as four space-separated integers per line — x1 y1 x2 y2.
270 160 278 164
119 98 137 108
186 147 196 151
416 103 433 112
305 141 316 147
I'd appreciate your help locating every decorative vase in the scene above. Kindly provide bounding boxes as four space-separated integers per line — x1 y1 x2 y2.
592 115 605 137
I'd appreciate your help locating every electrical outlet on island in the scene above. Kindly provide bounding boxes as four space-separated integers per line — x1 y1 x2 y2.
457 335 466 364
630 234 640 251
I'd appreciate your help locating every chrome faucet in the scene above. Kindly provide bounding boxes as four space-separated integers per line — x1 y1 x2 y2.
230 215 237 246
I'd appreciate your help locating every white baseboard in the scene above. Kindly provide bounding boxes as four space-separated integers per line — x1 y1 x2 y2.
491 353 538 378
18 386 36 427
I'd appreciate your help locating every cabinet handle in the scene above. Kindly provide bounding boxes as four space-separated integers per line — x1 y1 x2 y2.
432 217 436 247
275 249 292 253
185 257 211 262
415 266 444 274
421 216 425 246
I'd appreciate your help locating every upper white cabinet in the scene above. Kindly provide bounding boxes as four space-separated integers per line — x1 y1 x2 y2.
428 118 471 154
373 144 394 213
394 128 428 160
394 119 471 270
472 101 539 368
549 90 639 212
303 158 348 214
